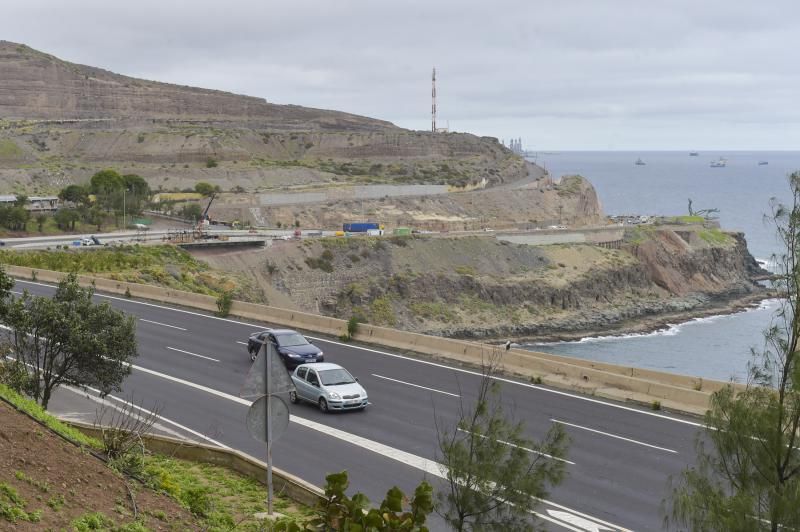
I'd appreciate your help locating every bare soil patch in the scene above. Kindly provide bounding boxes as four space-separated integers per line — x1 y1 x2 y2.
0 400 200 531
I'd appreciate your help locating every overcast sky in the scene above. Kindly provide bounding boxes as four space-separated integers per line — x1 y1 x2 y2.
3 0 799 150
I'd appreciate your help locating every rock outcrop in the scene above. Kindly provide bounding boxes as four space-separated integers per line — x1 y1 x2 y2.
197 226 767 341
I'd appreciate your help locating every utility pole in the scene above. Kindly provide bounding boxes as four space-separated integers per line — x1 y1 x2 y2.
432 67 437 133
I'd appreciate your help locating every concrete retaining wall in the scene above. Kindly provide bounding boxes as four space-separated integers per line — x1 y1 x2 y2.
65 421 325 508
4 265 723 414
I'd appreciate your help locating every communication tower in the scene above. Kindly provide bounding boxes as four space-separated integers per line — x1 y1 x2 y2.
431 68 437 133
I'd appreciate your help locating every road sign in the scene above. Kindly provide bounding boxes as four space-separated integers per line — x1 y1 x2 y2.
246 395 290 443
240 342 295 400
239 341 295 517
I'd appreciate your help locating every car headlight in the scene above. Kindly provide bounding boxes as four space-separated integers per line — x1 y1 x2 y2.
288 353 302 358
328 391 340 400
317 351 324 357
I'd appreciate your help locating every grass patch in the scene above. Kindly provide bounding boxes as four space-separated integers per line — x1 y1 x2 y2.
142 455 311 530
556 175 584 196
672 215 705 224
0 138 24 160
625 225 657 245
0 246 254 300
0 482 42 524
409 301 456 323
454 265 476 276
0 382 101 448
698 228 732 245
369 296 396 326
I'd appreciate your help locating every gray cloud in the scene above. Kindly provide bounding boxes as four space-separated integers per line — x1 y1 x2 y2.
3 0 799 149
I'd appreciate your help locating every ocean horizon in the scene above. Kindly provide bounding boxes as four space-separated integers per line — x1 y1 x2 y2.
523 150 800 381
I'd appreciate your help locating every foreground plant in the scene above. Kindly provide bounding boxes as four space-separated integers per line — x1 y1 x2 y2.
276 470 433 531
665 171 800 531
435 348 569 531
0 271 137 408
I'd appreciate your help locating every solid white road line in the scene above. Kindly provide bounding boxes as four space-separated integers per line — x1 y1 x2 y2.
236 341 248 345
371 373 460 397
552 419 678 454
122 359 626 531
63 385 232 449
165 346 219 362
456 428 575 465
139 319 187 331
14 279 704 429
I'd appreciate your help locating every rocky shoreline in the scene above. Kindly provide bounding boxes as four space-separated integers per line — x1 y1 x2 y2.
491 289 775 345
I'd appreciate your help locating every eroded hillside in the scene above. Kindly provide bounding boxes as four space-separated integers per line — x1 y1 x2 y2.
0 41 525 198
197 225 766 341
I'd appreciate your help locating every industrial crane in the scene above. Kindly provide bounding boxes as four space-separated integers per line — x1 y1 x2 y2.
194 192 216 238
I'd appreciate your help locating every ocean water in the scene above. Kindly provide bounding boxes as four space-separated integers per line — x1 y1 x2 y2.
523 151 800 382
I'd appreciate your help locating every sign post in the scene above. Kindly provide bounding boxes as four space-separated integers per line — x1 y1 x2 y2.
266 341 273 515
241 338 294 517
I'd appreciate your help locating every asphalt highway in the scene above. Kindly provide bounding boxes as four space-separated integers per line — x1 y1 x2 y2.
14 278 707 531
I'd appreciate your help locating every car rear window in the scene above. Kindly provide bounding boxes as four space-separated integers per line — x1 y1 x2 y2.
276 333 309 347
296 367 307 379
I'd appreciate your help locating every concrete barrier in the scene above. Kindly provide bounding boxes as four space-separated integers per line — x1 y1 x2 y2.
64 421 325 509
3 265 725 414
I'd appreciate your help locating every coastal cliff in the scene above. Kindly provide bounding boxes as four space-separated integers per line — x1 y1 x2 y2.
197 224 768 342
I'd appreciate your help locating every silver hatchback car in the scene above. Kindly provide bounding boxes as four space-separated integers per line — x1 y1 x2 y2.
290 363 368 412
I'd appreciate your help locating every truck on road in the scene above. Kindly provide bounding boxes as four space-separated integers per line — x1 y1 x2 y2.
343 222 381 233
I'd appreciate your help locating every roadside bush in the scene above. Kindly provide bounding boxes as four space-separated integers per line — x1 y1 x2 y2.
276 471 432 532
205 158 218 168
216 290 234 317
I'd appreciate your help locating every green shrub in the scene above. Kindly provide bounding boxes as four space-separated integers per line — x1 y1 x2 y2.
205 158 218 168
346 316 360 340
454 265 476 276
216 290 234 317
182 486 212 517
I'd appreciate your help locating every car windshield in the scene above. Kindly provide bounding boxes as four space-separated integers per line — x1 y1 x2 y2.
319 369 355 386
275 333 309 347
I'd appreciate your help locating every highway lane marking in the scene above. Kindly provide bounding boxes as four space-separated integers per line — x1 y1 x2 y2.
139 319 187 331
371 374 460 397
552 419 678 454
14 279 705 429
65 385 233 449
166 346 220 362
236 341 247 345
457 428 575 465
121 359 627 532
58 386 210 443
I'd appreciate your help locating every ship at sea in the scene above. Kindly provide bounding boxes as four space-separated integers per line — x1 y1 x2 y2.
710 157 727 168
635 158 646 166
689 151 699 156
758 161 769 166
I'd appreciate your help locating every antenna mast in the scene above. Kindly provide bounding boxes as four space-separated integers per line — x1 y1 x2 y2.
431 67 437 133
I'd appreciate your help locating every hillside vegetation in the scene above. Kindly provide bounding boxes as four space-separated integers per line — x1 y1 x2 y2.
0 246 259 301
198 226 764 341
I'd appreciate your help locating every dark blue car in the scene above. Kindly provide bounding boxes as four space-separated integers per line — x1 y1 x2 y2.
247 329 324 368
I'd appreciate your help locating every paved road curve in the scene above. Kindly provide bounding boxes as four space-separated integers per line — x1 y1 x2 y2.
14 279 705 531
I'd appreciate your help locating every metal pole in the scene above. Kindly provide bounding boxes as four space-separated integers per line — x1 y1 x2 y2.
265 341 274 515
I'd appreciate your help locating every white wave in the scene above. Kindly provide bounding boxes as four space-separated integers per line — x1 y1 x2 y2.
529 298 780 347
755 257 780 273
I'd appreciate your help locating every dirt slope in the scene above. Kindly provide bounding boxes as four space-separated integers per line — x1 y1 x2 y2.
0 400 199 531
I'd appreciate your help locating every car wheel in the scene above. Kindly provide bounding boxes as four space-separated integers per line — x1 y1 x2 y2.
250 351 257 362
318 398 328 413
289 391 298 404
